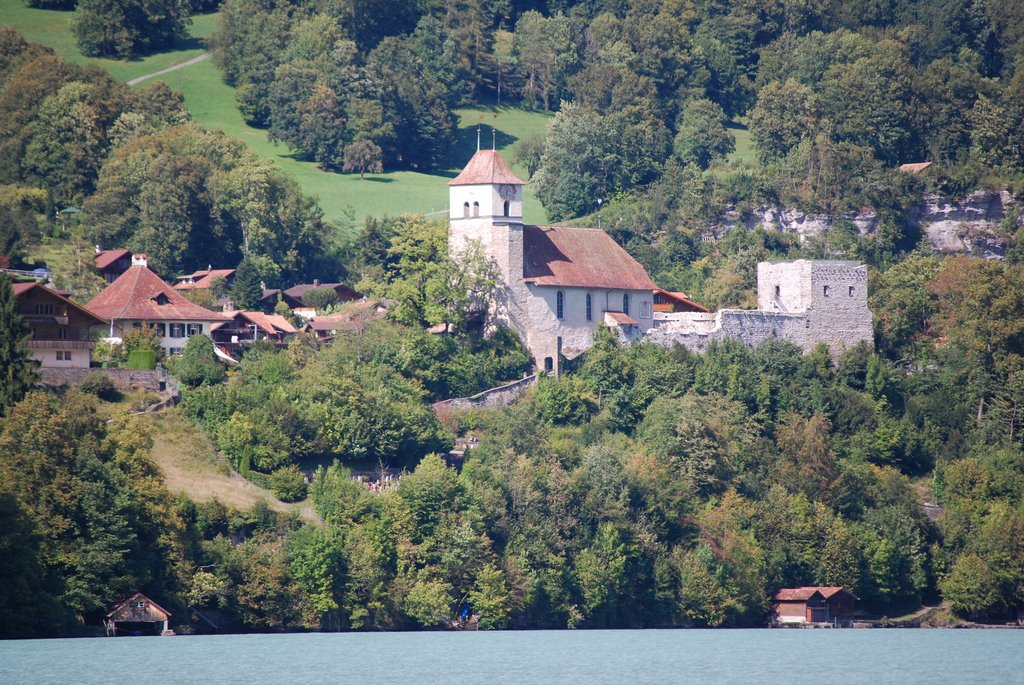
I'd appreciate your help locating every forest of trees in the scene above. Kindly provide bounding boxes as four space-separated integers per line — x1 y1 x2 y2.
205 0 1024 222
0 28 333 288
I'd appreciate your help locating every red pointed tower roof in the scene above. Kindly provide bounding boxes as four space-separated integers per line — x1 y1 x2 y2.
86 265 229 322
449 149 525 186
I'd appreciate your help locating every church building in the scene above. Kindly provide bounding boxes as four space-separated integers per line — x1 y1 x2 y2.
448 149 657 373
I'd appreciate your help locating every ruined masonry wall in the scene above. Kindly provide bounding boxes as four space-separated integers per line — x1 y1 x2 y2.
650 260 872 356
648 310 808 353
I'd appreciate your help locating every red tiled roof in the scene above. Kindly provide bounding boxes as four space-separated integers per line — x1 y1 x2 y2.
773 586 849 601
264 314 297 333
86 266 229 322
94 249 131 271
229 310 297 335
523 225 657 291
605 311 639 325
175 269 235 290
654 288 710 313
449 150 525 186
308 317 343 332
13 281 107 325
307 300 386 333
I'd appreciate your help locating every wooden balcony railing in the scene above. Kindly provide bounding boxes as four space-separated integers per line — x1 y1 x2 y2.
27 339 96 350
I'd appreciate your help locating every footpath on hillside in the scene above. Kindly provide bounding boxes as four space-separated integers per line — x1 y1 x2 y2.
127 53 210 86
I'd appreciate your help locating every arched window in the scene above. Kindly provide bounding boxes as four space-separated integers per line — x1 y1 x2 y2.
544 357 554 372
623 293 630 316
463 202 469 218
503 201 510 217
472 201 480 217
586 293 592 321
556 291 564 319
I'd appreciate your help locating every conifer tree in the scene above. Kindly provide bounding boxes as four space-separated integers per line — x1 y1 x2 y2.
0 277 38 415
231 257 263 311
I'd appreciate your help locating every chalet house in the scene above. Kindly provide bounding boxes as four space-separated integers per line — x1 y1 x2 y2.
304 300 388 339
105 592 173 637
94 248 131 283
447 149 657 373
211 310 297 355
284 280 361 308
13 281 107 368
773 586 858 625
174 267 236 291
257 288 304 313
653 289 709 314
85 255 229 356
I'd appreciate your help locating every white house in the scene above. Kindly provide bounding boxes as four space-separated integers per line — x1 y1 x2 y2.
448 149 657 372
85 255 229 356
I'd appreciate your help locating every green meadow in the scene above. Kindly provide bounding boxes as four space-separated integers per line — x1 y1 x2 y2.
726 119 756 167
0 2 553 232
0 0 218 81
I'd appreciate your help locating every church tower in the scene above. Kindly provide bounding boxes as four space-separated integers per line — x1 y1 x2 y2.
448 147 528 336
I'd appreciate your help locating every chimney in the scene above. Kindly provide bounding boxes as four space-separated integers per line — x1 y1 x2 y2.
313 279 320 287
132 254 148 268
95 245 101 254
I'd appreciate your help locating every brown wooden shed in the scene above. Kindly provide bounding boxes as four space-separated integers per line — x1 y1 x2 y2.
773 586 858 626
105 592 174 636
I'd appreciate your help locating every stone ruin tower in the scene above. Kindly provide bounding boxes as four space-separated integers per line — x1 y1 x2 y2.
756 260 873 355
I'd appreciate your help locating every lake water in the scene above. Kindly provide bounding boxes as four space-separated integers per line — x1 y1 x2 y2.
1 629 1022 684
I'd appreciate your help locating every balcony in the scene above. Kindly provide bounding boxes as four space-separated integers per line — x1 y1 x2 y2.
23 315 69 325
28 339 96 350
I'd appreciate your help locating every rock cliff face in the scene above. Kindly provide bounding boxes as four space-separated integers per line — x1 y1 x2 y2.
909 191 1018 258
708 190 1022 259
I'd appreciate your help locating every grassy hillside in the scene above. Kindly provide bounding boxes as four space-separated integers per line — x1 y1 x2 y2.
142 409 317 521
153 52 551 228
0 0 218 81
0 2 552 232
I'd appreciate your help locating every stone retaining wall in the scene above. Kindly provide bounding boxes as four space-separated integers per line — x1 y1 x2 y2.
40 367 171 393
435 374 539 410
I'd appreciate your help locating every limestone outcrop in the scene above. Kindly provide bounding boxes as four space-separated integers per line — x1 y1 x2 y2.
706 191 1022 259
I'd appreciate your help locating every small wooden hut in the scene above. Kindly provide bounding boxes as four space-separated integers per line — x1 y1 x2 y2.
773 586 858 626
105 592 174 636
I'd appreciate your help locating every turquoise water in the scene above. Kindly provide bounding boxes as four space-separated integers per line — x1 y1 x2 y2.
1 629 1022 684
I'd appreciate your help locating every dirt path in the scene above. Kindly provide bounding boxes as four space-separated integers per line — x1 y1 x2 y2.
127 52 210 86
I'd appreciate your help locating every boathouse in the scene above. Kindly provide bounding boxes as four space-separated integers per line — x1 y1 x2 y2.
105 592 174 636
773 586 858 626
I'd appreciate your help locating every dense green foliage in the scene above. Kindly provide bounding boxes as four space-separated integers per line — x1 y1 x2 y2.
0 392 191 636
207 0 1024 223
182 318 529 476
167 335 226 388
0 276 38 416
356 215 502 332
74 0 191 59
0 30 330 286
